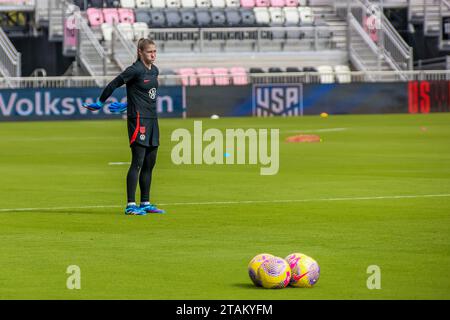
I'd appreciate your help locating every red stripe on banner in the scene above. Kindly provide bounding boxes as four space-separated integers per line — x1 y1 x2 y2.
130 112 140 145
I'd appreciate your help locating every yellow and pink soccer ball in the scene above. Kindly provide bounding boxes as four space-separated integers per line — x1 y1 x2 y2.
285 253 320 288
247 253 274 286
257 256 291 289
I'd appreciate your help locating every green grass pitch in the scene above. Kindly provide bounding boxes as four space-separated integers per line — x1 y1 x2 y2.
0 113 449 299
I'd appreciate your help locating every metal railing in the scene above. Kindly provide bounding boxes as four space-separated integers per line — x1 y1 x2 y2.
440 0 450 49
0 26 21 87
48 0 64 41
1 70 449 89
76 11 108 85
112 25 137 71
147 26 335 52
335 0 413 75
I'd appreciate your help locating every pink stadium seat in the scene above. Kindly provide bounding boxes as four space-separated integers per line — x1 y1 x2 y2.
212 68 230 86
229 67 248 85
87 8 104 27
255 0 269 7
103 8 120 25
285 0 298 6
178 68 197 86
118 8 135 24
196 68 214 86
269 0 285 7
240 0 256 8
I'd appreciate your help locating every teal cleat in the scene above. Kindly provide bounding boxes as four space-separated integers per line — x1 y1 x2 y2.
125 205 147 216
140 204 166 214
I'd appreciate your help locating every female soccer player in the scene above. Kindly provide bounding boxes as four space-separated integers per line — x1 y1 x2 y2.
83 38 165 216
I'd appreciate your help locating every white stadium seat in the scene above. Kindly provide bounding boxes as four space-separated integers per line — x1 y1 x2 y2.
334 65 351 83
117 23 135 40
151 0 166 7
166 0 181 7
196 0 212 7
268 7 284 24
317 65 334 83
211 0 226 8
133 22 150 40
135 0 151 7
283 7 299 25
254 7 270 25
225 0 240 7
181 0 196 7
298 6 314 24
120 0 136 8
101 23 113 41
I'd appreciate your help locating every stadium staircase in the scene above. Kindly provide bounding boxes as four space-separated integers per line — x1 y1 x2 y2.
335 0 413 79
0 26 21 87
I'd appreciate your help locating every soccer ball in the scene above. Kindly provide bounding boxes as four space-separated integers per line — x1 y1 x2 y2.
211 114 220 119
285 253 320 288
248 253 274 286
257 256 291 289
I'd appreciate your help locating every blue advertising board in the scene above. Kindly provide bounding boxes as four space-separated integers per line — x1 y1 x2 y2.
0 86 185 121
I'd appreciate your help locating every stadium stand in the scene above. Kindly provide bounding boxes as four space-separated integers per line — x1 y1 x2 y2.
1 0 449 81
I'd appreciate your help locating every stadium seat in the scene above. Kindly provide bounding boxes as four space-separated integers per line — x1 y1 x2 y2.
225 9 241 26
181 0 196 7
210 9 226 27
298 6 314 25
135 9 152 25
105 0 121 7
178 68 197 86
269 0 284 7
283 7 299 25
103 8 120 25
249 67 264 73
89 0 105 7
151 0 166 8
284 0 297 6
117 23 135 40
255 0 269 7
268 67 283 73
180 9 197 27
303 66 317 72
211 0 226 8
166 0 181 7
317 65 334 83
240 8 256 26
133 22 150 39
225 0 240 7
212 68 230 85
118 8 135 23
254 7 270 26
240 0 255 8
196 68 214 86
101 23 113 41
149 10 166 27
87 8 104 27
196 0 212 8
120 0 136 8
286 67 301 72
135 0 151 7
230 67 248 85
269 7 283 24
166 10 182 27
195 9 212 27
334 65 351 83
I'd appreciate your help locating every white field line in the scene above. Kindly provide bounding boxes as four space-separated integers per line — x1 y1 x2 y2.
0 194 449 213
108 162 131 165
284 128 348 133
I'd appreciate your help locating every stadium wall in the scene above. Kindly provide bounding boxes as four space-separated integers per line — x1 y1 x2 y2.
0 81 449 121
